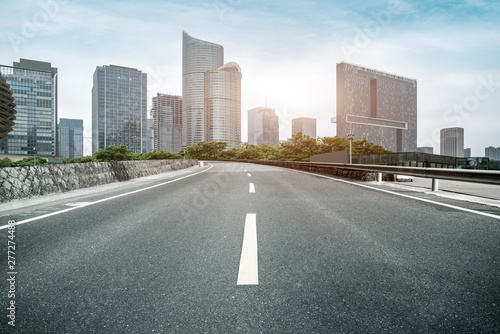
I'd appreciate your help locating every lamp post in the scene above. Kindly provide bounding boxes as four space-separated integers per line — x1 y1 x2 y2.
347 134 354 164
182 145 186 160
33 147 37 167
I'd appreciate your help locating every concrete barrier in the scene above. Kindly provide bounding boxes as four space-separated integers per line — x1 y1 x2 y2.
0 159 198 203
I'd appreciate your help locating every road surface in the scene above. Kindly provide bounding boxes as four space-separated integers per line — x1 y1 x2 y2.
1 162 499 333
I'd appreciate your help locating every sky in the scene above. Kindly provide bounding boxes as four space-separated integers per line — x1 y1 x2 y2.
1 0 499 156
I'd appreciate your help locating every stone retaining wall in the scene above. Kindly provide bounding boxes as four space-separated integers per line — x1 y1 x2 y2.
0 159 198 203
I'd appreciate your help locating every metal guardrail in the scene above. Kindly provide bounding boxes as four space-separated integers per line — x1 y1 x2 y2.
240 160 500 191
295 162 500 185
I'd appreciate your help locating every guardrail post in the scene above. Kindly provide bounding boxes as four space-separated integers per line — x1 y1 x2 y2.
432 178 439 191
377 172 382 183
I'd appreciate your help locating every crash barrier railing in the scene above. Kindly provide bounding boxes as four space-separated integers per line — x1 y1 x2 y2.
234 160 500 191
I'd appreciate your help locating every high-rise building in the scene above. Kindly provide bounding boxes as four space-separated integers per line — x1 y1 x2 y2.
248 107 279 145
204 62 242 149
58 118 83 159
182 31 224 147
336 62 417 152
92 64 147 153
292 117 316 138
148 118 155 151
0 71 16 145
485 146 500 160
440 127 464 157
151 93 182 152
464 148 471 158
0 59 58 156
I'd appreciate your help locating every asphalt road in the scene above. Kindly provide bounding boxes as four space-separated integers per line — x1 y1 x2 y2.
1 162 499 333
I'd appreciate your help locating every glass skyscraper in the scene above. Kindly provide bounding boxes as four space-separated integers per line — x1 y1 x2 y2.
151 93 182 152
182 31 224 147
0 72 16 144
248 107 279 146
336 62 417 152
92 65 148 153
58 118 83 159
204 62 242 149
0 59 58 157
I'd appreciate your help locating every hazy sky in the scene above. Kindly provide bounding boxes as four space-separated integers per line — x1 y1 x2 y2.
1 0 499 156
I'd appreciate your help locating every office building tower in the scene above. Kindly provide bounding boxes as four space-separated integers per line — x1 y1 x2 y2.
151 93 182 152
58 118 83 159
0 59 58 156
147 118 151 152
485 146 500 160
464 148 471 158
204 62 242 149
440 127 464 157
248 107 279 145
92 64 147 153
336 62 417 152
0 71 16 144
182 31 224 147
417 147 434 154
292 117 317 138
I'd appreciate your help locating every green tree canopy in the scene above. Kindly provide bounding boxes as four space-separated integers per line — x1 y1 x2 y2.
93 144 134 162
0 157 13 167
205 134 391 162
12 156 48 166
186 141 227 159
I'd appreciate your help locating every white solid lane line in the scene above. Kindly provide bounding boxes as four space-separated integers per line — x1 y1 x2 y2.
237 213 259 285
0 164 214 230
247 173 251 177
249 183 255 193
291 169 500 221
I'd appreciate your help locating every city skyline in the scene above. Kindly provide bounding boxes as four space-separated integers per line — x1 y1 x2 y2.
1 0 499 156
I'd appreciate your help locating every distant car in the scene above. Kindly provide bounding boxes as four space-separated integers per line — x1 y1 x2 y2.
396 174 414 182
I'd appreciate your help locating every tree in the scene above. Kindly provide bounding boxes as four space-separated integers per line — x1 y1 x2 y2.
318 136 350 153
276 132 320 161
139 149 182 160
181 135 391 162
93 145 134 162
12 156 48 166
64 156 93 164
351 137 392 154
0 157 13 168
186 141 227 159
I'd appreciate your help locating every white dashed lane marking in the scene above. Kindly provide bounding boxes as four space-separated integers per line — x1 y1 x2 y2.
237 213 259 285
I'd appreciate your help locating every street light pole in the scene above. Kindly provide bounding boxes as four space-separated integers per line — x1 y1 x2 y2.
347 134 354 164
33 147 37 167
